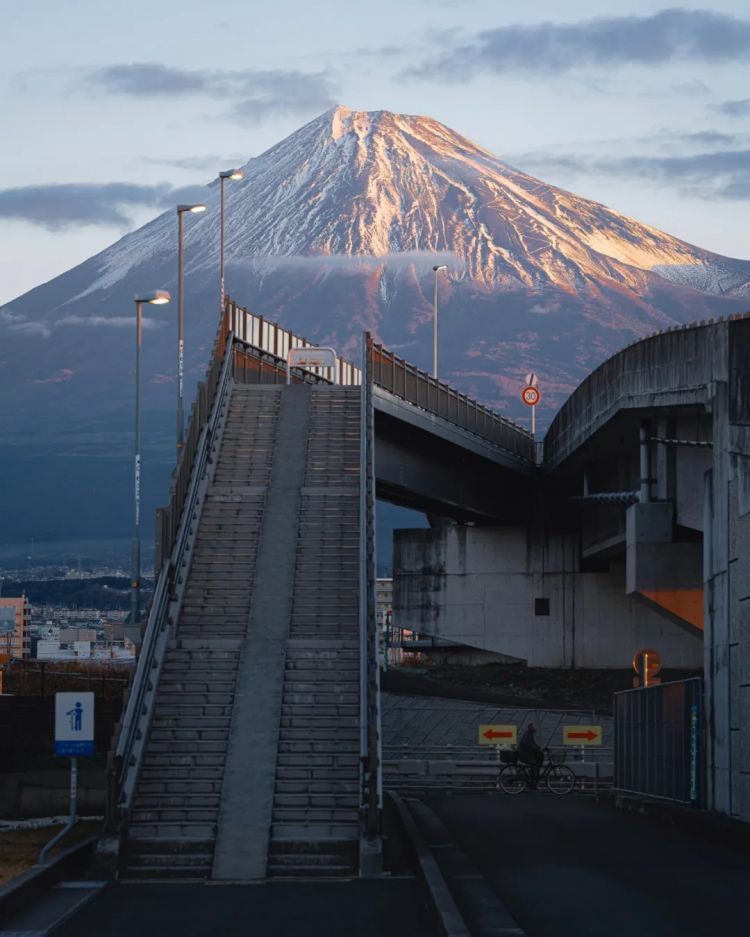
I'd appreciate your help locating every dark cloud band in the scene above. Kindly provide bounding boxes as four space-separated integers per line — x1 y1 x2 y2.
86 64 337 122
0 182 208 230
518 148 750 201
409 8 750 78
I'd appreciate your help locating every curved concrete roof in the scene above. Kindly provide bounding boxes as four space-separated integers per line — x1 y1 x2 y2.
544 312 750 471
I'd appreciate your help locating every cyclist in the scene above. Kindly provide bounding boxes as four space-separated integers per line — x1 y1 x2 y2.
518 722 544 788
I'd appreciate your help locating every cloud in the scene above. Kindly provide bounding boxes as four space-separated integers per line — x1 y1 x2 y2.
57 315 164 329
408 9 750 78
0 181 207 230
33 369 74 384
232 250 462 275
517 147 750 200
85 63 337 122
717 98 750 117
142 154 248 172
1 307 165 340
231 72 337 122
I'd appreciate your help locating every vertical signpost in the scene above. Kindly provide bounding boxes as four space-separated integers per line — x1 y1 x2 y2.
633 648 662 688
521 373 540 437
40 692 95 864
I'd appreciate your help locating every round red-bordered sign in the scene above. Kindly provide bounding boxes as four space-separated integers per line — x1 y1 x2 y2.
521 385 541 406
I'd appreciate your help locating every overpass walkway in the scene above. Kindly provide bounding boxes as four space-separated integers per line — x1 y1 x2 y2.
111 307 381 880
109 297 531 880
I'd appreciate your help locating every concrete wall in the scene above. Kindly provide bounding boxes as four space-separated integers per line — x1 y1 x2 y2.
394 526 703 669
705 401 750 822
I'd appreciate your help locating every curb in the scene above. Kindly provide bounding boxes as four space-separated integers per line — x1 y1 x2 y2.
388 791 470 937
0 834 98 926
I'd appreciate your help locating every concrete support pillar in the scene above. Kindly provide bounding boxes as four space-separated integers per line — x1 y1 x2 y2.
704 382 732 815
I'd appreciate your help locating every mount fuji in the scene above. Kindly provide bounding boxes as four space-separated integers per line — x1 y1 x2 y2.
2 105 749 557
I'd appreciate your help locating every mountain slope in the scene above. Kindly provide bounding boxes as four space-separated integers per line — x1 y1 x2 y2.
1 105 748 554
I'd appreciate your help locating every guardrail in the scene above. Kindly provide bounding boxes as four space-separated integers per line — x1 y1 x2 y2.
366 335 535 462
155 308 232 574
226 298 361 386
226 300 532 461
360 332 382 846
384 745 613 795
113 326 235 818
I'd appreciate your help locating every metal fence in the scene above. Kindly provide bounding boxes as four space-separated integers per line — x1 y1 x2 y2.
382 697 613 794
227 298 361 386
366 335 535 462
614 678 703 807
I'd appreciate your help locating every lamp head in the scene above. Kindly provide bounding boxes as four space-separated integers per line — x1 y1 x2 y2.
220 168 244 180
177 203 207 214
134 290 171 305
432 264 448 272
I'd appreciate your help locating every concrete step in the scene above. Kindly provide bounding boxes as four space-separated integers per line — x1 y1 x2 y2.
272 807 359 823
134 793 221 809
138 781 224 795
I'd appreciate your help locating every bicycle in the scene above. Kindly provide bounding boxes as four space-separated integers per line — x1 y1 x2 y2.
498 747 576 795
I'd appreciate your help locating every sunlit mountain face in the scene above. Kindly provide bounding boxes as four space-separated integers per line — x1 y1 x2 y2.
1 105 748 551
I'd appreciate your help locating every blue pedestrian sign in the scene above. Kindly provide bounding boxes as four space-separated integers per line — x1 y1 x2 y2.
55 692 94 756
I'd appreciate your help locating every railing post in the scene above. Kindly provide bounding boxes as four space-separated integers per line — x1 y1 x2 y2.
359 332 382 872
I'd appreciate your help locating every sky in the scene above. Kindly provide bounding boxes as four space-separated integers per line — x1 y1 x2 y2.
2 0 750 305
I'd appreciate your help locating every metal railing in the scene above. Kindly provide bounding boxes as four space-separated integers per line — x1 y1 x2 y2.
614 677 704 807
113 323 235 818
226 298 361 386
384 744 614 795
366 335 535 462
155 308 232 574
359 332 382 843
226 300 533 461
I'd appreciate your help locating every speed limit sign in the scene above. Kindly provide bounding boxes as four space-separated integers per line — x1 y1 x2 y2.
522 385 540 406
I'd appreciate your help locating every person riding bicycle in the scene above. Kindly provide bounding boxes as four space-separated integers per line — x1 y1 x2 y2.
518 723 544 788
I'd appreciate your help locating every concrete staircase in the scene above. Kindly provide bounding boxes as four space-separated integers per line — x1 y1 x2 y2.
268 386 362 877
122 386 280 878
122 382 363 880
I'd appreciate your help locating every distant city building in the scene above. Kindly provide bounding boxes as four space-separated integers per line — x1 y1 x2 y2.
375 578 393 632
0 595 31 659
35 636 136 661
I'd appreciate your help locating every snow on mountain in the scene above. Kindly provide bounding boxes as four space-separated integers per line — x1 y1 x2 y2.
65 105 749 304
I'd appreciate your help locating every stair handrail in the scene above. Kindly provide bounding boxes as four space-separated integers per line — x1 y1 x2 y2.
359 333 382 843
113 326 235 814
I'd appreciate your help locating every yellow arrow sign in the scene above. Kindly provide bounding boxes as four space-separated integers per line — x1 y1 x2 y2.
563 725 603 746
478 725 517 745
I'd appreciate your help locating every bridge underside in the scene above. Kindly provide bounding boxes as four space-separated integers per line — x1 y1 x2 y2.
375 409 532 523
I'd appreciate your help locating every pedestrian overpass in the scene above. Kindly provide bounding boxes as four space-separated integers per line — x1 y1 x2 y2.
108 299 535 880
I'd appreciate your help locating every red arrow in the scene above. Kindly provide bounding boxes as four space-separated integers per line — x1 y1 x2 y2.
568 730 598 741
483 729 514 740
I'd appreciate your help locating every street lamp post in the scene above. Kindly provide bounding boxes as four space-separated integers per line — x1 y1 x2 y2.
132 290 171 628
176 203 207 452
219 169 244 315
432 264 448 379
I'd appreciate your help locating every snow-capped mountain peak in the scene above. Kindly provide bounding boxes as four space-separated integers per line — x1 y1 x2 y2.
67 106 750 304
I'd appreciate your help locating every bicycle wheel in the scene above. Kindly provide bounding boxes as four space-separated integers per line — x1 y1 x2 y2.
546 765 576 795
499 764 528 795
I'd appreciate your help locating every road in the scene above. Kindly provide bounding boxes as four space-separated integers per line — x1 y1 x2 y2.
426 792 750 937
51 878 434 937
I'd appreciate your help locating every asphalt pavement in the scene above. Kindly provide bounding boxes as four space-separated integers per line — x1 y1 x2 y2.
51 878 435 937
426 792 750 937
